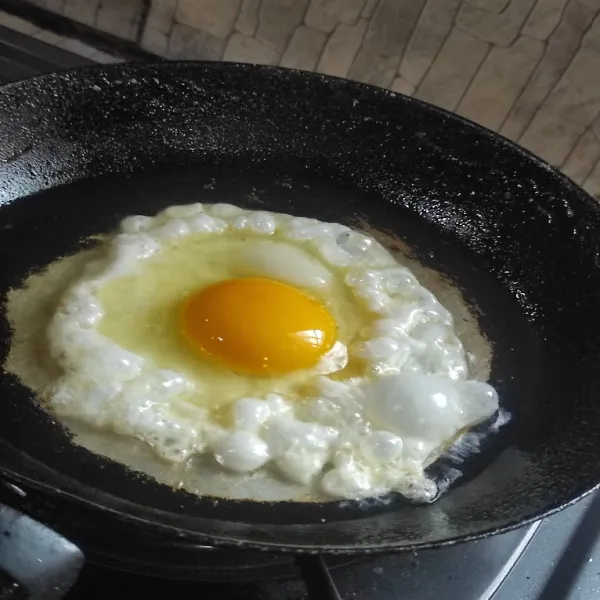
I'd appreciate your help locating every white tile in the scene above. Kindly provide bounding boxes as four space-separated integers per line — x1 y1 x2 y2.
64 0 99 27
141 26 169 55
33 29 65 45
58 38 100 58
0 11 40 35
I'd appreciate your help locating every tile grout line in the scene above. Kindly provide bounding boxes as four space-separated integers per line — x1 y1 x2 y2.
279 2 314 65
452 42 492 115
545 0 570 41
496 35 547 135
231 0 245 36
516 5 600 145
395 0 429 81
398 0 428 78
136 0 151 45
452 0 543 121
455 0 542 127
345 0 382 82
499 0 575 140
414 1 462 98
312 12 367 73
583 156 600 196
255 0 264 44
92 0 100 29
161 1 178 57
562 128 598 181
313 27 332 72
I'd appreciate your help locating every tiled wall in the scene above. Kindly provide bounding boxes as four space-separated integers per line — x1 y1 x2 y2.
19 0 600 198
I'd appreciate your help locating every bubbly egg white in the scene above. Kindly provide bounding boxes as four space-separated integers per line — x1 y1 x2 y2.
41 203 498 501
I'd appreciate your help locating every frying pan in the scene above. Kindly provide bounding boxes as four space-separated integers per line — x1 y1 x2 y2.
1 61 600 573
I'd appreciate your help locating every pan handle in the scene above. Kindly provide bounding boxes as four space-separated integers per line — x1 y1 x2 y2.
0 482 84 600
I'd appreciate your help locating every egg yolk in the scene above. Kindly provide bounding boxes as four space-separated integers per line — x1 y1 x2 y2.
179 277 337 376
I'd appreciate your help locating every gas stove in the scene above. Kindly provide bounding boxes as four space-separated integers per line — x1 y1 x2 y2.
0 23 599 600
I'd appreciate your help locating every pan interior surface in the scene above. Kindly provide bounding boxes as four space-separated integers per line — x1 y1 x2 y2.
1 62 600 552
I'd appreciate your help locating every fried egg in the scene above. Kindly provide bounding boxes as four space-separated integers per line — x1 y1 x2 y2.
27 203 498 501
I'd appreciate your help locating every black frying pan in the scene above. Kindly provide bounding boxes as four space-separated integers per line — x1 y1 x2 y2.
1 61 600 565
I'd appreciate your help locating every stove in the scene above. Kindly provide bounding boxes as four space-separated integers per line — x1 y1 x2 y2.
0 23 599 600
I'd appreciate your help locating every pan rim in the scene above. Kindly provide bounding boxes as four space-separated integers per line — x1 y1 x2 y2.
0 58 590 214
3 450 600 554
1 60 600 553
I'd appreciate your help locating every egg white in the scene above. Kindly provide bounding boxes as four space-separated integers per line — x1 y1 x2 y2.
38 203 498 501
